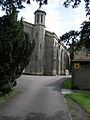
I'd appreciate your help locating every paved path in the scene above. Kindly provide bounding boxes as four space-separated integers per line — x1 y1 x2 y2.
0 75 70 120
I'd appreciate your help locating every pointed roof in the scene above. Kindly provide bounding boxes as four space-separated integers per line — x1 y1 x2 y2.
34 7 46 15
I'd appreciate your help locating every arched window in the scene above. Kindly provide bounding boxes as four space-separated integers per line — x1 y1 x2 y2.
41 14 43 23
40 44 42 49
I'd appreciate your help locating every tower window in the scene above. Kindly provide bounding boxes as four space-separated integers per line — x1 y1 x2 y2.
37 14 39 23
41 15 43 23
59 45 60 49
40 44 42 49
35 16 36 23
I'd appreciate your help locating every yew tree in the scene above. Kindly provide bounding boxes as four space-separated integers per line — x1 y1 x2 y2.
0 0 48 95
0 0 36 94
0 14 35 94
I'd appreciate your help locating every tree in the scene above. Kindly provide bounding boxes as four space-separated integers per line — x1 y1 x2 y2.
0 0 89 17
0 0 48 95
64 0 90 19
60 21 90 60
0 0 48 14
0 14 35 94
79 21 90 50
60 30 80 60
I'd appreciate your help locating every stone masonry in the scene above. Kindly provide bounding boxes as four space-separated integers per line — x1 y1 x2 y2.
23 7 70 75
72 48 90 90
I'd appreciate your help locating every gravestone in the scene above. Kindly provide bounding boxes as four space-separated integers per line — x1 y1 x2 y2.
72 47 90 90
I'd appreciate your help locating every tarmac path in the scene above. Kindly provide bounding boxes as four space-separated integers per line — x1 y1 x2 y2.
0 75 70 120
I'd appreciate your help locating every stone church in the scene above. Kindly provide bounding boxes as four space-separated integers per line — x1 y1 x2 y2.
24 7 70 75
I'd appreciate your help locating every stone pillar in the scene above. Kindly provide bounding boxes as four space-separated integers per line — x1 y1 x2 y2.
52 46 57 75
60 49 65 74
57 48 60 75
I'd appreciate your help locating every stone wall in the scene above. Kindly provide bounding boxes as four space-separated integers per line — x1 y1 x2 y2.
72 49 90 90
44 31 70 75
23 19 70 75
44 31 54 75
23 21 33 42
72 61 90 90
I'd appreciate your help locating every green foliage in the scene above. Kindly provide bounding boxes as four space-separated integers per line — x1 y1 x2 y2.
60 78 72 89
0 88 16 104
60 30 79 59
64 0 90 19
60 30 79 46
60 22 90 60
79 21 90 50
0 0 48 14
67 91 90 113
0 14 34 94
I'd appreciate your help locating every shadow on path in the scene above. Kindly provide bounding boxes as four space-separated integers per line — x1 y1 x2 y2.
0 110 69 120
46 77 70 92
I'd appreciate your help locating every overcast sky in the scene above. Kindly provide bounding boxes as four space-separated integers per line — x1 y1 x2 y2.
0 0 88 37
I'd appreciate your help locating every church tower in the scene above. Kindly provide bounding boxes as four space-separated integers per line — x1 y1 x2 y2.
32 7 46 75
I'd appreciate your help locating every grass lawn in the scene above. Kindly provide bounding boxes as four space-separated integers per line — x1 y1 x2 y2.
60 78 72 89
0 89 16 104
60 78 90 114
67 91 90 114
